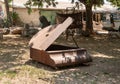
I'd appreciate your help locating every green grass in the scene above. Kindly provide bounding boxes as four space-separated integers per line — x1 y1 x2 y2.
18 65 52 80
0 70 17 79
0 65 54 83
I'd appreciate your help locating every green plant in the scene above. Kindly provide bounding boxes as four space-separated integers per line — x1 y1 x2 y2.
3 11 22 27
0 70 17 79
3 18 12 28
10 12 23 26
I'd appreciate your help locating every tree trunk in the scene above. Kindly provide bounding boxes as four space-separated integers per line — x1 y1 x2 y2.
4 0 11 27
85 5 93 35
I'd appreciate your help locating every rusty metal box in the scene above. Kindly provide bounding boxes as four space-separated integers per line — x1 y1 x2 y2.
29 17 92 68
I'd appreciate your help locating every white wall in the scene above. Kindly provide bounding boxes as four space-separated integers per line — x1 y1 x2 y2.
0 1 6 18
14 8 40 26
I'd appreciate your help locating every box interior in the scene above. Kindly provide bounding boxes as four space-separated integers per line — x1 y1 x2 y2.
46 44 78 51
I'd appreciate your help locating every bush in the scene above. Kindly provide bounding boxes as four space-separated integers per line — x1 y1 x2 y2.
10 12 24 26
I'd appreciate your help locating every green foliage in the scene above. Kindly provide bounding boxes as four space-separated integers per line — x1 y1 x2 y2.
24 0 58 14
11 12 19 20
8 0 13 3
107 0 120 7
0 70 17 79
3 18 12 27
3 12 23 27
10 12 23 26
73 0 104 7
73 0 104 35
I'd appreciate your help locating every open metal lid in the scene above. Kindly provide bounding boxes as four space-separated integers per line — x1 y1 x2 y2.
29 17 73 50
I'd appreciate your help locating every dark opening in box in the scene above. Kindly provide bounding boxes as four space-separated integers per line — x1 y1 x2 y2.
46 44 78 51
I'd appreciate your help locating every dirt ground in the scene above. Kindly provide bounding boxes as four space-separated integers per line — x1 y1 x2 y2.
0 34 120 84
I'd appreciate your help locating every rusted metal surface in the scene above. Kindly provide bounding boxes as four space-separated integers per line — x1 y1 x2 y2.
30 44 92 68
29 17 73 50
29 17 92 68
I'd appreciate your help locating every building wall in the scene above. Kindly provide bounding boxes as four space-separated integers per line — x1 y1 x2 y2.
0 1 6 18
14 8 59 26
40 10 57 25
14 8 40 26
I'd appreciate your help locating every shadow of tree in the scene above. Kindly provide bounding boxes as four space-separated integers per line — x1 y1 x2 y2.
25 60 54 71
51 56 120 84
0 36 29 71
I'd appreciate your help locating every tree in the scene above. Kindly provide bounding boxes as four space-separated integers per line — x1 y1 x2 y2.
73 0 104 35
25 0 104 36
25 0 57 14
4 0 12 27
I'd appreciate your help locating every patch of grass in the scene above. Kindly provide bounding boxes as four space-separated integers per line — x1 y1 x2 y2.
20 65 51 79
0 70 17 79
91 81 97 84
0 71 4 80
4 70 17 79
3 81 11 84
